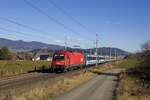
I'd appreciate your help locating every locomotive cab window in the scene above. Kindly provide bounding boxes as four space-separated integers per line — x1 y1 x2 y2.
54 54 65 60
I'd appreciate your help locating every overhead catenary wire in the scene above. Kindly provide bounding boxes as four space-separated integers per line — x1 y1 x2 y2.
0 16 89 48
47 0 95 41
0 16 91 48
0 16 53 36
0 27 56 43
0 27 67 48
24 0 81 36
0 16 59 43
0 27 32 38
0 0 95 50
24 0 94 47
47 0 87 30
0 31 22 39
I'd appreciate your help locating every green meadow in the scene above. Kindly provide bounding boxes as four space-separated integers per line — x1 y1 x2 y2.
0 60 51 77
116 59 138 69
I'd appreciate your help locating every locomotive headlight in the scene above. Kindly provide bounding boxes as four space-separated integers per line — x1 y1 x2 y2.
81 58 83 61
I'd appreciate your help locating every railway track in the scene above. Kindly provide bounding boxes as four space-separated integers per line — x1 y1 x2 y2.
0 61 116 99
0 65 96 97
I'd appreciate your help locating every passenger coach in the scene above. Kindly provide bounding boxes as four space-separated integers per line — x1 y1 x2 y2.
84 54 106 66
51 51 115 72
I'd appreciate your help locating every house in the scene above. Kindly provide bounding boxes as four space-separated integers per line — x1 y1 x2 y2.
32 53 52 61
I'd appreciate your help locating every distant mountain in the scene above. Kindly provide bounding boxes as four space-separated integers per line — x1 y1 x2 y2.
67 47 130 56
0 38 64 52
0 38 130 55
86 47 130 55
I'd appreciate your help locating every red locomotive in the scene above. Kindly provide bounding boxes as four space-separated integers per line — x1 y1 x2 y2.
51 51 85 72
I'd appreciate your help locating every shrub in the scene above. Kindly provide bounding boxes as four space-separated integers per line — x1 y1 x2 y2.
0 46 12 60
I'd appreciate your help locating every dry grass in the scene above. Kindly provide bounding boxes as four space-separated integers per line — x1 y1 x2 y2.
1 62 117 100
116 59 150 100
2 72 95 100
116 70 150 100
91 61 118 74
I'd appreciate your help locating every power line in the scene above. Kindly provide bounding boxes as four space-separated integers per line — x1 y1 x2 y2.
24 0 94 48
0 27 56 43
0 27 67 46
0 16 94 49
0 27 32 38
0 16 57 42
0 16 89 48
0 31 22 39
24 0 82 37
0 17 52 36
47 0 87 29
47 0 95 42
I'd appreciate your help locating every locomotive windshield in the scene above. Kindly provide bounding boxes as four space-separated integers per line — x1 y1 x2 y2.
54 54 65 60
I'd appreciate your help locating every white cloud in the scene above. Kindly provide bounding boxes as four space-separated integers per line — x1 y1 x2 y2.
54 40 63 43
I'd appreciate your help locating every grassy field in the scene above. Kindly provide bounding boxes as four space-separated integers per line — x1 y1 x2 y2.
1 61 117 100
2 59 147 100
116 59 150 100
0 60 51 77
116 59 138 69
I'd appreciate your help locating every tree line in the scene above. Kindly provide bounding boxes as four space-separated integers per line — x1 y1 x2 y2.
0 46 36 60
136 40 150 79
0 46 12 60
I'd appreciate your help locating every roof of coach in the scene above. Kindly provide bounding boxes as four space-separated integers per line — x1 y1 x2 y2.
85 54 105 57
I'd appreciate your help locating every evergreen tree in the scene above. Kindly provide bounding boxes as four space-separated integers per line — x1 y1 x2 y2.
0 46 12 60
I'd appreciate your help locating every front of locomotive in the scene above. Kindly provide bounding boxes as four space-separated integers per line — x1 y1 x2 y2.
51 51 67 72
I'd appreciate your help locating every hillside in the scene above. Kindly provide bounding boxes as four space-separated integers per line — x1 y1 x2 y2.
0 38 64 52
0 38 130 55
86 47 129 55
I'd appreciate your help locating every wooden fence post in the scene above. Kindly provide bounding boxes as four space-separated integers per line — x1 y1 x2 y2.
34 66 37 72
1 71 3 77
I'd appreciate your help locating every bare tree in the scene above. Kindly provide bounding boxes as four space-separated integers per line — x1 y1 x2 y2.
137 40 150 77
141 40 150 51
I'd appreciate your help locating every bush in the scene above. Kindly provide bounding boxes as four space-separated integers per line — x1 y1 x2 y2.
135 41 150 79
0 46 12 60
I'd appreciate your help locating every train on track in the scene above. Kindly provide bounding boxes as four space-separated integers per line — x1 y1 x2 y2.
51 51 115 72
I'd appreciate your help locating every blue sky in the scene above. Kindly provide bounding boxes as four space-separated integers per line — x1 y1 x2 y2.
0 0 150 52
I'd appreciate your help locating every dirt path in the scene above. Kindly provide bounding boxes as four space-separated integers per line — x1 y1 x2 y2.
54 68 125 100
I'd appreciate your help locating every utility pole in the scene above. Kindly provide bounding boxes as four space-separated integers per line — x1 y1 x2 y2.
90 48 92 55
109 47 111 59
64 36 67 51
101 47 102 56
118 51 120 59
96 34 98 67
115 48 117 60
